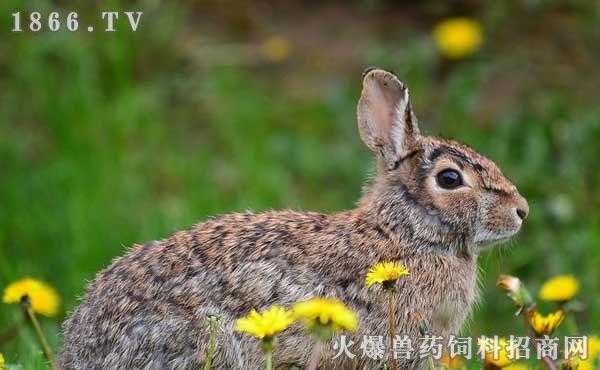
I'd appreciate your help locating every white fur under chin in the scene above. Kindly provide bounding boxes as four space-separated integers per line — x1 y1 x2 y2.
474 227 520 248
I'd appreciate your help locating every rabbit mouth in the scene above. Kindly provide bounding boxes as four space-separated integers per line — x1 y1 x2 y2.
473 228 519 247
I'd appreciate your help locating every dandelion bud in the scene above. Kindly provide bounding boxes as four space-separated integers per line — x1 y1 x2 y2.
497 275 521 294
497 274 533 309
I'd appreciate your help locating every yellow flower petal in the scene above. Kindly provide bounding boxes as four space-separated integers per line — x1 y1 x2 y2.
2 278 60 317
566 357 595 370
432 17 483 59
528 310 565 336
365 261 410 287
478 337 513 368
293 297 357 332
564 335 600 370
234 305 294 340
538 275 579 302
588 335 600 360
440 352 465 368
576 360 595 370
0 352 5 369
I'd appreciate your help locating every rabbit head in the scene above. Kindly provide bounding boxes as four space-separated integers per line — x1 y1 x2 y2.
357 68 528 252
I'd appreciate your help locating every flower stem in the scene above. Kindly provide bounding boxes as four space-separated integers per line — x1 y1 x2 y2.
540 356 557 370
306 341 323 370
264 349 273 370
202 317 219 370
22 300 55 368
521 307 556 370
261 338 275 370
427 355 435 370
387 292 397 370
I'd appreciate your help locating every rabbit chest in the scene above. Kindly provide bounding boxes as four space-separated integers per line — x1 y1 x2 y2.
411 252 480 335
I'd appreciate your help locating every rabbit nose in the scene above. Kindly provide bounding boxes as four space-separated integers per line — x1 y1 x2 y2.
514 194 529 220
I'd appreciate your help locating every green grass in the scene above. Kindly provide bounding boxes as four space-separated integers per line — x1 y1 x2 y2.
1 1 600 368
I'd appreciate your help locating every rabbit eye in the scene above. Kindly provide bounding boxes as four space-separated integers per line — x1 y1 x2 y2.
436 169 463 189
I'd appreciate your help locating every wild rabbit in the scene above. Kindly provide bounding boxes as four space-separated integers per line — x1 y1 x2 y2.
58 68 528 370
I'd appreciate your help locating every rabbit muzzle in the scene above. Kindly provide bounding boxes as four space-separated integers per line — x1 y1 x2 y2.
473 190 529 247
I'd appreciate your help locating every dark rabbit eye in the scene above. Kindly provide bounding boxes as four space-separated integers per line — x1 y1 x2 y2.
436 169 463 189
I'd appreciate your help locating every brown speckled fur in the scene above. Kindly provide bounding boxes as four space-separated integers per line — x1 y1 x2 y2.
58 69 528 370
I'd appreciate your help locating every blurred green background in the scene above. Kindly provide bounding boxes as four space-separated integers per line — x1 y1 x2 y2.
1 0 599 368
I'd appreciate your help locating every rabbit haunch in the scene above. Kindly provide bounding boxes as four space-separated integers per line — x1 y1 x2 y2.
58 69 528 370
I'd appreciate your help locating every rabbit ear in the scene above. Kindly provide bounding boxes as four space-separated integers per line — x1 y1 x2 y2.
357 68 420 169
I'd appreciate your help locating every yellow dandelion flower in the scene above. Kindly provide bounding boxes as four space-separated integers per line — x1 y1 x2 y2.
538 275 579 302
478 337 513 368
572 335 600 360
565 357 595 370
588 335 600 360
261 36 292 63
3 278 60 317
528 310 565 336
564 335 600 370
576 360 595 370
293 297 357 332
432 17 483 59
440 352 465 368
365 261 410 288
0 352 5 369
235 305 294 340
